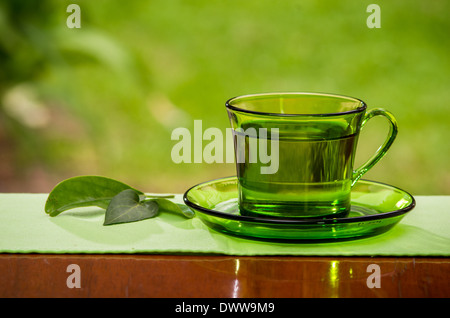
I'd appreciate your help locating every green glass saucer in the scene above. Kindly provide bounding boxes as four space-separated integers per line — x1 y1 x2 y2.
183 177 415 242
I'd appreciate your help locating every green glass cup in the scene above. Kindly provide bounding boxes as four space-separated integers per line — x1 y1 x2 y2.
226 92 398 219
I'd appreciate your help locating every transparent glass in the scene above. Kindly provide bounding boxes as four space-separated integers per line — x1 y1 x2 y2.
226 92 398 219
183 177 415 242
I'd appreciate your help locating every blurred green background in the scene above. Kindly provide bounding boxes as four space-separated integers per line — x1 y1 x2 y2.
0 0 449 195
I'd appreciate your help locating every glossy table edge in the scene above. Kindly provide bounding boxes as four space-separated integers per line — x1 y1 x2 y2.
0 254 449 298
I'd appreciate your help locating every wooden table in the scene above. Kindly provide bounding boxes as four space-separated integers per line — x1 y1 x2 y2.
1 254 449 298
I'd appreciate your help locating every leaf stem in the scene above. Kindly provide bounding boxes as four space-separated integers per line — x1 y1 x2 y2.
142 194 175 199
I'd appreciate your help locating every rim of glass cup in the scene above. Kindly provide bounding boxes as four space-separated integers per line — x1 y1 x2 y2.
225 92 368 117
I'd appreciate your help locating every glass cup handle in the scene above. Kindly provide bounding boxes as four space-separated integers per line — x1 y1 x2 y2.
352 108 398 186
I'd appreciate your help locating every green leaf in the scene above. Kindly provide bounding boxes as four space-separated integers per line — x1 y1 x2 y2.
150 198 195 219
45 176 143 217
103 189 158 225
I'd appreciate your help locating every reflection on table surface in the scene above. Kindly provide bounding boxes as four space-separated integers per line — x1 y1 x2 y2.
1 254 449 298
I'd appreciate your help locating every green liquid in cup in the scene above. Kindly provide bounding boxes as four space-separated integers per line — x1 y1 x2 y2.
236 122 357 218
227 92 398 219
